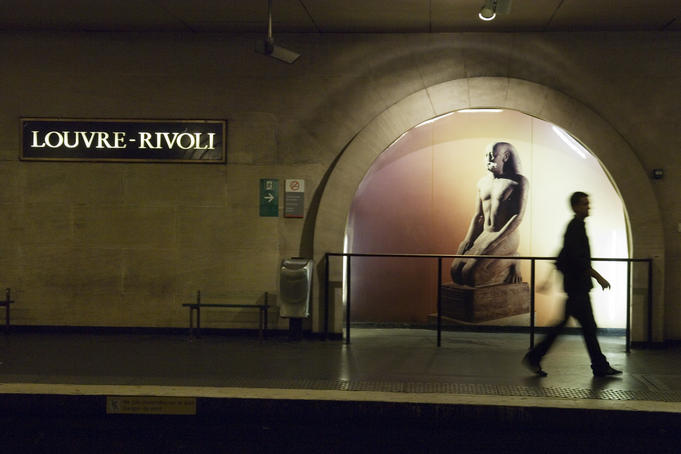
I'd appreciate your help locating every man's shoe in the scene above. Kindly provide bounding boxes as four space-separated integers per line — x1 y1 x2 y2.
522 352 547 377
592 365 622 377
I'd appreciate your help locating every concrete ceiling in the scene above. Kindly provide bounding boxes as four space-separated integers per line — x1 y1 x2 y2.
0 0 679 33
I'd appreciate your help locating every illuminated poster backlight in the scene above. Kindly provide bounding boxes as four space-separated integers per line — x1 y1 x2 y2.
346 109 628 328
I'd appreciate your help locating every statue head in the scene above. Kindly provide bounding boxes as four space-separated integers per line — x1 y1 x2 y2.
486 142 521 175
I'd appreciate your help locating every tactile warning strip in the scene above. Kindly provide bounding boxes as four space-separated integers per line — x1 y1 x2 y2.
217 378 681 402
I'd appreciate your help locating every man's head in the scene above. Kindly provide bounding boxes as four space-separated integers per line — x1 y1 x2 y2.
570 191 590 218
486 142 521 175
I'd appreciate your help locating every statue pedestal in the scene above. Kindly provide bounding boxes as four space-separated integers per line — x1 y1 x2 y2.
439 282 530 323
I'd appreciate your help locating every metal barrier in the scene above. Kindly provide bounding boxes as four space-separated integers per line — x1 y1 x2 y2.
323 253 653 352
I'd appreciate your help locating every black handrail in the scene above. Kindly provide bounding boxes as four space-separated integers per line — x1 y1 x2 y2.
323 252 653 352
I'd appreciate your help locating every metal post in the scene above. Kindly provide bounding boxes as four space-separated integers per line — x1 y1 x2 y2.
196 290 201 338
647 259 653 346
5 288 10 332
626 260 631 353
324 253 329 340
258 307 264 341
437 257 442 347
345 255 351 345
530 259 535 349
264 291 269 329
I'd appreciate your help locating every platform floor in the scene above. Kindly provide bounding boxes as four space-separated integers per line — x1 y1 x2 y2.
1 327 680 452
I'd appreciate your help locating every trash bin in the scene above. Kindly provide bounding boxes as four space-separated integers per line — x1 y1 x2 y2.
279 258 313 340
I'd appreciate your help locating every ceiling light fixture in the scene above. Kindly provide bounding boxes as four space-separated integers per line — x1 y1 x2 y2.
478 0 512 22
479 1 496 21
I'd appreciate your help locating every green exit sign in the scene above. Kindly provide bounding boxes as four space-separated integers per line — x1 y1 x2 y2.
259 178 279 217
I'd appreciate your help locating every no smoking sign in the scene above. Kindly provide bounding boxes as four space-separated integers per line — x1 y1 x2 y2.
287 179 304 192
285 179 305 218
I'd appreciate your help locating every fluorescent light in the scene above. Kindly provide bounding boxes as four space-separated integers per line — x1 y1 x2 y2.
552 125 587 159
457 109 503 113
416 112 456 127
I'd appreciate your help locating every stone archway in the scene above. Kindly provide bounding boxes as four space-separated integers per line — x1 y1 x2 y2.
311 77 664 343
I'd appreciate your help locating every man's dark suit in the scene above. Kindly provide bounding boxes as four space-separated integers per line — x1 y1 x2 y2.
530 216 609 370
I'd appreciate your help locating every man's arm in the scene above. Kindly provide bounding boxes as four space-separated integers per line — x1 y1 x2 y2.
591 267 610 290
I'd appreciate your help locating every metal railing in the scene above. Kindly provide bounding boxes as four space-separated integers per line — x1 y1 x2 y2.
323 253 653 353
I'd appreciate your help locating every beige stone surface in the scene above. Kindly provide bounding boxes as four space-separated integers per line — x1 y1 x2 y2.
224 248 280 293
506 79 549 117
318 73 390 132
427 79 471 115
124 165 226 207
0 247 24 290
74 206 175 248
0 162 23 204
176 206 230 251
22 204 73 246
409 34 467 89
175 247 228 297
0 204 25 245
22 247 122 291
537 90 581 133
462 33 515 78
122 248 178 301
468 77 510 108
227 113 278 165
21 164 125 205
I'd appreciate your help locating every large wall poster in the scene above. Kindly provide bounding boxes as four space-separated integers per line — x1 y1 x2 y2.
346 109 628 329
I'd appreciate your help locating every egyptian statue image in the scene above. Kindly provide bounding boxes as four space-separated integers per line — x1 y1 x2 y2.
443 141 530 322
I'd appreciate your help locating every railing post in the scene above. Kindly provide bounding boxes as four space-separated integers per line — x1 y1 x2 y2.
4 288 10 332
196 290 201 338
437 257 442 347
648 259 653 346
626 260 631 353
345 254 351 345
324 253 329 341
530 259 535 349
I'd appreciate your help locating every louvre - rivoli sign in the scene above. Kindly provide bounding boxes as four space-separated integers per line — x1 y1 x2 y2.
21 118 226 163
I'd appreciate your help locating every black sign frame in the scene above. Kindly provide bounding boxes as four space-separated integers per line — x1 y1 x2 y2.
21 118 226 163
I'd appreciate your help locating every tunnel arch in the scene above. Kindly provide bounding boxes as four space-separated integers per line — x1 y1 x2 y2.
312 77 664 342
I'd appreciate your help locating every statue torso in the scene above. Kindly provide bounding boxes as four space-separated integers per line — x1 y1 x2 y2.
478 175 521 232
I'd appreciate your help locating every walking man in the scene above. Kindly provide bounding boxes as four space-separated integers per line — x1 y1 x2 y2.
523 192 622 377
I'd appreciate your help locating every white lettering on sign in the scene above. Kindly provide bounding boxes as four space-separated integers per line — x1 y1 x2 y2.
31 131 129 149
139 132 216 150
138 132 154 149
30 130 216 151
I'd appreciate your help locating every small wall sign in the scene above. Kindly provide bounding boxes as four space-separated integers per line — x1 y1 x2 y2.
21 118 226 163
106 396 197 415
284 179 305 218
260 178 279 217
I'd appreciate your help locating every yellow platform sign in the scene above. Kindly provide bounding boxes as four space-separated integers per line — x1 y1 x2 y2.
106 396 197 415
